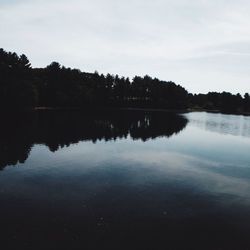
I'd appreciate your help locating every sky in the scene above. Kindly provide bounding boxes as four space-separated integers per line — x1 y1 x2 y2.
1 0 250 94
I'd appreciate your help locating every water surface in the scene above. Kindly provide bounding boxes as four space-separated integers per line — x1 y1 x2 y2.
0 110 250 249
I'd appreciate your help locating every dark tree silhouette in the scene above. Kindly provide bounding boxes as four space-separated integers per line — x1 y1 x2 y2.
0 49 38 108
244 93 250 112
189 91 249 114
0 48 188 110
0 48 249 114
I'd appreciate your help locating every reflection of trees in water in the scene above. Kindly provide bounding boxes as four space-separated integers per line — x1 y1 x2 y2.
0 110 188 170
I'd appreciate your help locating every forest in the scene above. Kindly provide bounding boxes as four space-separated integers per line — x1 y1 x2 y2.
0 48 250 114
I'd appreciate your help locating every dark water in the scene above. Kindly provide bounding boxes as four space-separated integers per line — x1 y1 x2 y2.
0 110 250 250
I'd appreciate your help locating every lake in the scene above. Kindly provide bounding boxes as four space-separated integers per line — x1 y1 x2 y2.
0 110 250 249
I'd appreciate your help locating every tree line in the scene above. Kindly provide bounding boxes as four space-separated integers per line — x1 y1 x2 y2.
189 92 250 113
0 48 250 113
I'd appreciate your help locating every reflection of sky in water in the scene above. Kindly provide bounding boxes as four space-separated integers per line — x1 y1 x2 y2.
185 112 250 138
0 113 248 238
2 112 250 212
1 112 250 249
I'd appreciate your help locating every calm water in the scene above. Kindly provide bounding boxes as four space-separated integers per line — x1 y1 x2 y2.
0 110 250 249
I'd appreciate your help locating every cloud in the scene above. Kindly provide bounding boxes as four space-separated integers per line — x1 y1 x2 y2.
1 0 250 93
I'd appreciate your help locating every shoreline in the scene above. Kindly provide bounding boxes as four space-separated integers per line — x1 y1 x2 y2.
1 106 250 116
33 107 250 116
32 106 189 113
187 108 250 116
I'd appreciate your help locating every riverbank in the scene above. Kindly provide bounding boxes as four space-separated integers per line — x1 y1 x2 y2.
188 107 250 116
33 106 250 116
1 106 250 116
32 106 188 113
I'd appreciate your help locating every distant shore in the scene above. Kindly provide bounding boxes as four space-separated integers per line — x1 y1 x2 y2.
187 107 250 116
7 106 246 116
1 106 249 116
33 106 188 113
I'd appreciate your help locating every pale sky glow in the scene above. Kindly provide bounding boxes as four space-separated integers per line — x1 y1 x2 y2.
1 0 250 94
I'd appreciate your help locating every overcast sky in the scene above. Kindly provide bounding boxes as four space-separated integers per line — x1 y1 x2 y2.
1 0 250 94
